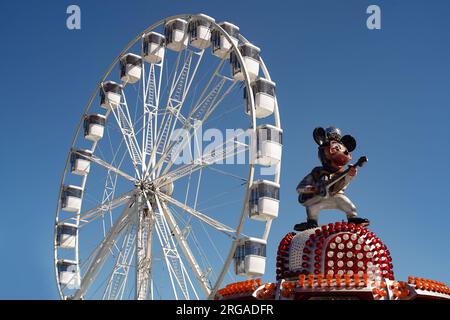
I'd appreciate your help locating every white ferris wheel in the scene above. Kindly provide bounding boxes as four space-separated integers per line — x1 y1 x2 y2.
53 13 282 300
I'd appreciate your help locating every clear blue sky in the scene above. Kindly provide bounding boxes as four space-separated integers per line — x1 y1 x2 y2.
0 0 449 299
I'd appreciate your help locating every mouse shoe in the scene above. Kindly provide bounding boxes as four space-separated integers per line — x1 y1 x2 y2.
347 217 370 227
294 219 318 231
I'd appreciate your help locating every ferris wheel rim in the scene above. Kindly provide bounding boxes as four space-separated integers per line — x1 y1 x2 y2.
53 13 280 300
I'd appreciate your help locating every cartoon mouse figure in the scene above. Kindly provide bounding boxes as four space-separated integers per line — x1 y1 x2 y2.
294 126 370 231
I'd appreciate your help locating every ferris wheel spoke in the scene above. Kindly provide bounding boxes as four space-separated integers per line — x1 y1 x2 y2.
62 189 138 227
166 47 205 128
153 134 249 188
97 136 133 235
141 57 164 174
156 192 238 238
205 166 247 182
188 57 228 116
153 48 205 168
108 90 143 179
143 51 184 177
73 199 136 299
75 150 138 183
144 48 183 173
151 79 239 178
180 55 236 132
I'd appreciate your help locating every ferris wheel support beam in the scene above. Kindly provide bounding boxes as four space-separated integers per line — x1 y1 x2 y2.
135 195 156 300
135 195 148 300
73 198 136 300
146 210 155 300
103 215 137 300
154 195 211 296
141 192 196 300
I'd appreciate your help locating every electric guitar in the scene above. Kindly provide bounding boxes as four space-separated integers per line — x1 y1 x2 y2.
298 156 368 205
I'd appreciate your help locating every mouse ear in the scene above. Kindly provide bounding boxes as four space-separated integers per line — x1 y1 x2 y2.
313 127 326 145
341 135 356 152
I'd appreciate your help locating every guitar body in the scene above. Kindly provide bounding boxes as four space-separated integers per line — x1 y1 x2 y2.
297 156 368 207
298 194 324 207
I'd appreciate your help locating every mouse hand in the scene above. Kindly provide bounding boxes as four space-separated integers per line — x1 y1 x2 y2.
348 165 357 177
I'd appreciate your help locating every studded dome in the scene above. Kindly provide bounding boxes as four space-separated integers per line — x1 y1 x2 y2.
276 222 394 281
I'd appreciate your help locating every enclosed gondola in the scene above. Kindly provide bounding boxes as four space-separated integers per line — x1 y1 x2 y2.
120 53 142 84
61 185 83 213
212 22 239 59
83 114 106 142
249 180 280 221
57 259 79 287
164 18 189 52
143 32 165 64
70 149 92 176
254 124 283 167
100 81 122 109
234 238 267 277
230 43 260 81
56 223 78 249
245 78 276 119
188 14 215 49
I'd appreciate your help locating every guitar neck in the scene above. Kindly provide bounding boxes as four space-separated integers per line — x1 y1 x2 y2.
326 168 350 188
326 156 367 189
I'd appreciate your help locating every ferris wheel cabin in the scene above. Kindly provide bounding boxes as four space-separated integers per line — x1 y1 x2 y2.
61 185 83 213
100 81 122 109
120 53 142 84
56 223 78 249
70 149 92 176
57 259 79 287
143 32 165 64
212 22 240 59
230 43 260 81
234 238 267 277
164 18 189 52
83 114 106 142
255 124 283 167
246 78 276 119
188 14 215 50
249 180 280 221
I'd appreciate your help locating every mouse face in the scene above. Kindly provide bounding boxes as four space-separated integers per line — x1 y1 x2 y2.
313 126 357 171
323 140 352 170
